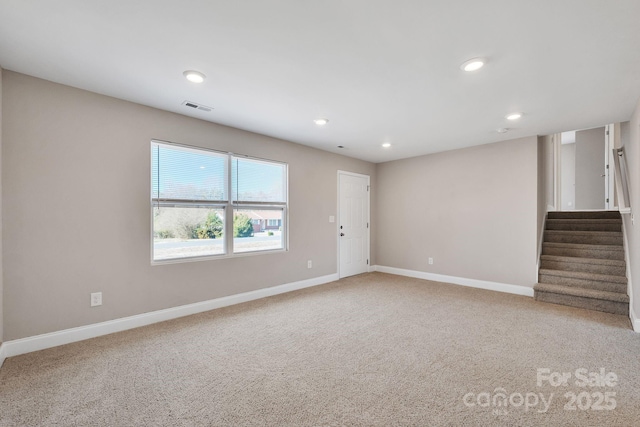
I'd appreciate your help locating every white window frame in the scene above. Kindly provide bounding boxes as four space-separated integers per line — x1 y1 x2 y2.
151 140 288 264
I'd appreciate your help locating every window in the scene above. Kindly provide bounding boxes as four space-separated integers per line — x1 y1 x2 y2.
151 141 287 262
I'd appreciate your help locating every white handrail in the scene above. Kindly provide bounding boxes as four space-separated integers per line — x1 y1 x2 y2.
612 147 631 214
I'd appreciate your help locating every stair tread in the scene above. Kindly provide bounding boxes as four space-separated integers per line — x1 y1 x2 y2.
540 255 626 267
542 242 624 251
540 211 628 314
535 283 629 303
539 268 627 283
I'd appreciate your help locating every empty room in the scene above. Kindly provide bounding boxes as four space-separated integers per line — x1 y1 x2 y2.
1 1 640 426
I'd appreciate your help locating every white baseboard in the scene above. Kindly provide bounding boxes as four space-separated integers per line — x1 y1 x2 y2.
374 265 534 297
620 218 638 332
630 303 640 333
0 273 339 361
0 342 6 369
629 280 638 332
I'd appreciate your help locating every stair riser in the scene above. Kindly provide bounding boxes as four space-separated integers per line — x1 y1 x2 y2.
535 291 628 315
538 273 627 293
548 212 622 220
540 260 627 276
544 233 622 245
545 223 621 232
542 246 624 260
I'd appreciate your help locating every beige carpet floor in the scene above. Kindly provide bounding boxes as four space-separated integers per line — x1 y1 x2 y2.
1 272 640 426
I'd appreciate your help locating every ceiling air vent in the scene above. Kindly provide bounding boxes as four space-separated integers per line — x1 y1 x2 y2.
182 100 213 112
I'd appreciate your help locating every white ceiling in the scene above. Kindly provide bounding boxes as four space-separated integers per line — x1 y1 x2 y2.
1 1 640 163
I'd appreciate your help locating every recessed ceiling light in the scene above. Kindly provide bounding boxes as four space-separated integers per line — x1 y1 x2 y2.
506 112 523 120
382 142 392 148
183 70 206 83
314 118 329 126
497 128 509 133
460 57 486 72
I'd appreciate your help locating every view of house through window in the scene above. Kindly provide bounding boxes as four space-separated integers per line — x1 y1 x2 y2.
151 141 287 261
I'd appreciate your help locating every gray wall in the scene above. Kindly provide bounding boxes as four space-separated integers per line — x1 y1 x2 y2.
2 72 376 341
575 127 605 210
561 143 576 210
0 66 3 344
375 137 538 287
622 101 640 323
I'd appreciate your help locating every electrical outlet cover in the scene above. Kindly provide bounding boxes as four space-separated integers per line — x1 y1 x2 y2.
91 292 102 307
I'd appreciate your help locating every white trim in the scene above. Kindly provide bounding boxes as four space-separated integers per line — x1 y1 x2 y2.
0 343 6 369
553 133 562 211
374 265 534 297
620 218 638 332
621 222 633 298
0 273 338 360
630 302 640 333
605 124 612 210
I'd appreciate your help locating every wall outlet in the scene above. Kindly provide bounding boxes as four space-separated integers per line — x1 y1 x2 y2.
329 215 335 223
428 257 434 265
91 292 102 307
307 260 312 269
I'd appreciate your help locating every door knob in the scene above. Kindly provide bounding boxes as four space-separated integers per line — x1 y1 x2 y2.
340 233 345 236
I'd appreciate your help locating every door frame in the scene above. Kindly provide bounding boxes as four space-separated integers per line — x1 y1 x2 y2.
337 170 371 278
552 133 562 211
555 126 616 211
604 123 620 210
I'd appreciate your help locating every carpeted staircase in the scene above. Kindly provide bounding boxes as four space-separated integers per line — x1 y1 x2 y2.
534 211 629 315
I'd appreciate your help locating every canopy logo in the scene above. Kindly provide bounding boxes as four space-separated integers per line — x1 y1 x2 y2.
463 389 552 415
462 368 618 415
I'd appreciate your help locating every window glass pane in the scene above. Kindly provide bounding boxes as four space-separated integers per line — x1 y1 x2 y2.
153 207 225 260
233 209 283 253
231 157 285 202
151 141 288 262
152 144 227 201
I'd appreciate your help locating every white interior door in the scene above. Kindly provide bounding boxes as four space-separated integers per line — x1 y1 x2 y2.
338 171 370 278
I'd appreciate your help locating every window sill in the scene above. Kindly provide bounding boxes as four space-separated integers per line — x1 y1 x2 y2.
151 248 288 266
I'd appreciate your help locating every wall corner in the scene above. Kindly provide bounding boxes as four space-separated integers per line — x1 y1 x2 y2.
0 65 4 344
